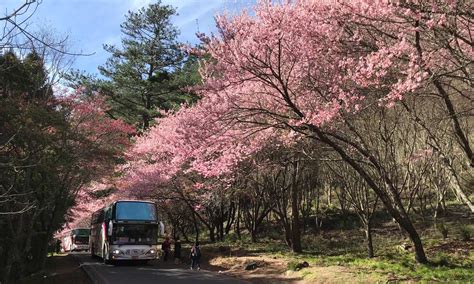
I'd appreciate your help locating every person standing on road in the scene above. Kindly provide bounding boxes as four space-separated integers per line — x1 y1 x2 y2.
162 236 171 261
174 236 182 264
190 241 201 270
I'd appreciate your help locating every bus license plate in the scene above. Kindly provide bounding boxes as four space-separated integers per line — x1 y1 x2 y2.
132 256 139 259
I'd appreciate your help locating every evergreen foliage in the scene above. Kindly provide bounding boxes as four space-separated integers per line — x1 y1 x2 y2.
96 1 199 131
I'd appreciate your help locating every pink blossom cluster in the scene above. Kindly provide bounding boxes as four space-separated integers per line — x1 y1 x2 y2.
58 181 117 235
123 0 468 200
125 96 276 195
56 89 135 234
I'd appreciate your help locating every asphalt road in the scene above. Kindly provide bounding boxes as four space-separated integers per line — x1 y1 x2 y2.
72 253 248 284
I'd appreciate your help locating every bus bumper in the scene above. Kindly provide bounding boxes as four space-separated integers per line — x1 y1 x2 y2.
109 246 158 260
72 244 89 251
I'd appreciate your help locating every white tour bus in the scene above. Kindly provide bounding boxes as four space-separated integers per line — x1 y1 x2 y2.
89 200 162 264
61 228 90 252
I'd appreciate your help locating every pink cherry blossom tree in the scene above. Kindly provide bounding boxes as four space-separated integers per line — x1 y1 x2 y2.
57 90 135 235
126 0 472 263
188 0 431 263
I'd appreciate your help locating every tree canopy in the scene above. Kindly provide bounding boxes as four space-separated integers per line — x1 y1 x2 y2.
96 1 199 131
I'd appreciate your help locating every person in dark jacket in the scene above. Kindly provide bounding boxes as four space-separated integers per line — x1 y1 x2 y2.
190 241 201 270
161 236 171 261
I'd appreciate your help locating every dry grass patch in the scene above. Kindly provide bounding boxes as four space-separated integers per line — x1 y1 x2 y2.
210 255 301 283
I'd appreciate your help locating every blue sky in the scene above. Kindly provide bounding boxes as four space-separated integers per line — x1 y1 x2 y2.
0 0 255 75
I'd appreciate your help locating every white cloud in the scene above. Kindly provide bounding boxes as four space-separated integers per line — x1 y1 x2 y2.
130 0 153 10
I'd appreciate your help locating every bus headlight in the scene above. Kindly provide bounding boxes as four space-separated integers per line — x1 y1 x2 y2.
146 249 156 255
112 249 122 255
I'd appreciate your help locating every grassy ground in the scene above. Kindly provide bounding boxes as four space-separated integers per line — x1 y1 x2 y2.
288 238 474 282
199 212 474 283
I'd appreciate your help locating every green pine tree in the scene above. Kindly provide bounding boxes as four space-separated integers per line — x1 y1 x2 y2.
98 1 196 131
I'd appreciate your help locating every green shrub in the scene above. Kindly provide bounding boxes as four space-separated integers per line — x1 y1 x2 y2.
435 255 450 267
223 232 239 243
458 225 471 241
436 222 449 239
287 260 309 271
287 260 299 271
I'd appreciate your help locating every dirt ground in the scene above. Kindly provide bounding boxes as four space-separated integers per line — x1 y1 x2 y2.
18 254 91 284
207 255 366 284
209 255 297 283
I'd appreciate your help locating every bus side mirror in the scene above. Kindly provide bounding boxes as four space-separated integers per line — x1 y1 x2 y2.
159 221 165 236
108 220 113 237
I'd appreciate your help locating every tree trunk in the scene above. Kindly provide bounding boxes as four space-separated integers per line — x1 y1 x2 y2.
178 225 189 242
142 92 152 130
235 203 241 240
219 222 224 241
326 183 332 206
209 226 216 243
2 246 14 284
402 99 473 213
225 204 235 235
284 223 292 249
365 221 374 258
315 186 321 233
312 127 428 263
433 80 474 168
172 227 177 240
251 229 257 243
290 160 302 253
191 212 199 243
3 215 23 283
446 164 474 213
398 216 427 263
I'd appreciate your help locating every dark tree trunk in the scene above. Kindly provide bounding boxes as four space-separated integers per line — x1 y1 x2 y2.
315 186 321 233
178 225 189 242
290 160 302 253
235 203 241 239
225 205 235 235
312 127 428 263
284 223 292 249
209 226 216 243
218 222 224 241
433 80 473 168
142 91 152 130
191 212 200 243
38 200 61 271
251 229 257 243
399 216 427 263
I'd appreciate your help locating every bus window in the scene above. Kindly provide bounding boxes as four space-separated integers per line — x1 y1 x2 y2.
73 229 90 236
115 201 156 221
112 224 158 245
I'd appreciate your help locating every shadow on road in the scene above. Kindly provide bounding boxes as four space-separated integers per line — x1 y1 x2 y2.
73 252 249 284
18 254 90 284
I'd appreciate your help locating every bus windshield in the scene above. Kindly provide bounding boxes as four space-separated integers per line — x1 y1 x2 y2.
112 224 158 245
115 201 157 221
72 229 90 236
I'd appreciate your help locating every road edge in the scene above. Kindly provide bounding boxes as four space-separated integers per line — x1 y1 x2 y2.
71 254 107 284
